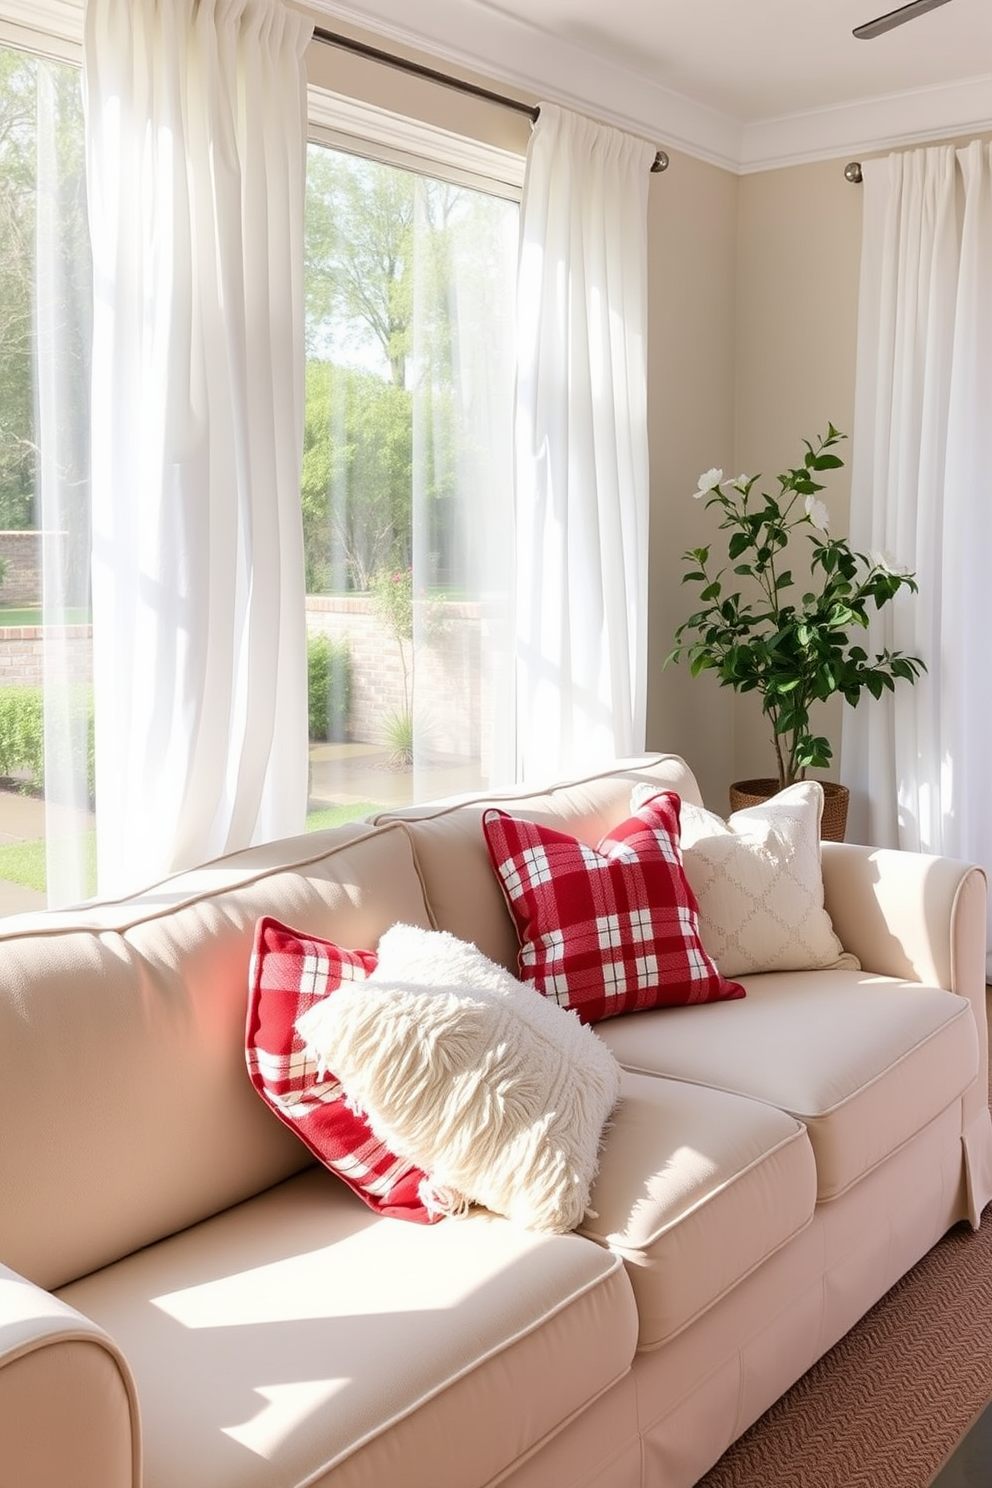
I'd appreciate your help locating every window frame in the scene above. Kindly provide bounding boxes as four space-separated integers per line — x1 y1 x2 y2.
0 1 82 62
306 86 525 201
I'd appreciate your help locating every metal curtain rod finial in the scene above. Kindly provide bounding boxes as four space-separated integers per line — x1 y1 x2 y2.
845 161 864 183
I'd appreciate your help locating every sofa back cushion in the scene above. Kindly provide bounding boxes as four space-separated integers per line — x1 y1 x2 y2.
372 755 704 972
0 823 433 1291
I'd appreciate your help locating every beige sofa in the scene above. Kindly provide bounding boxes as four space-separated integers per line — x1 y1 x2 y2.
1 752 990 1488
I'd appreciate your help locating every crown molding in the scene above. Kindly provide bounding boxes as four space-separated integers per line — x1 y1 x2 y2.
307 0 992 173
5 0 986 173
740 71 992 173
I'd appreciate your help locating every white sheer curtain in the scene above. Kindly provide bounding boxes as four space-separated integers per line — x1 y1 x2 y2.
34 57 94 908
842 140 992 964
83 0 313 894
511 103 653 783
406 172 518 797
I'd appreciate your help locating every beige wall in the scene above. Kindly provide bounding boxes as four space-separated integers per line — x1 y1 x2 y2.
726 158 864 795
645 153 865 807
644 151 738 807
302 17 874 809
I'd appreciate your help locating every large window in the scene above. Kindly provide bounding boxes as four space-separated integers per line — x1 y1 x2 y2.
301 136 519 826
0 49 521 913
0 40 93 914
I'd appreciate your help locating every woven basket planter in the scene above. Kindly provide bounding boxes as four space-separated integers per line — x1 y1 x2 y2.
728 778 850 843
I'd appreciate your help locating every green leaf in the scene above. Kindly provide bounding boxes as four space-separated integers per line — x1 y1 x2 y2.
795 735 833 769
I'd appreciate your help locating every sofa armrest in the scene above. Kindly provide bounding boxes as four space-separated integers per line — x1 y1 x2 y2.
820 841 987 996
822 841 992 1223
0 1263 140 1488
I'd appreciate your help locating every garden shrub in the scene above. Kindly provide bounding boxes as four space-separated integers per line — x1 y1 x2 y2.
307 632 351 741
0 684 95 800
0 643 347 805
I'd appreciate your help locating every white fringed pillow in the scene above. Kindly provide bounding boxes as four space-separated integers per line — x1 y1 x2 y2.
632 780 859 978
295 924 623 1234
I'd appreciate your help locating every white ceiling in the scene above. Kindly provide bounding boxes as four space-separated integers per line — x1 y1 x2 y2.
311 0 992 171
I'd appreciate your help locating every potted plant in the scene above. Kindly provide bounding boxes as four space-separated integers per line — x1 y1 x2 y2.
665 425 925 839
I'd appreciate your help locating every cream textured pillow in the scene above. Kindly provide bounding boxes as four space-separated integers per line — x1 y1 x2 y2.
632 781 859 978
295 924 623 1234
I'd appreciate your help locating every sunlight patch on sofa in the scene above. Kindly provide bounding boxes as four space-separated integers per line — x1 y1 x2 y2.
222 1379 347 1456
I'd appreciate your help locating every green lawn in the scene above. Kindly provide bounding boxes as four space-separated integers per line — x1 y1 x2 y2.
0 607 91 626
0 799 384 894
0 834 97 894
305 800 382 831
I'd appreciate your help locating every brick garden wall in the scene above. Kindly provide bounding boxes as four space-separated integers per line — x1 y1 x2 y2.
0 627 92 686
0 594 489 767
306 595 488 760
0 530 67 607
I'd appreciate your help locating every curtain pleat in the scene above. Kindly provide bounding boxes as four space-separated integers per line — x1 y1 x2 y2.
511 103 653 783
84 0 313 894
843 140 992 969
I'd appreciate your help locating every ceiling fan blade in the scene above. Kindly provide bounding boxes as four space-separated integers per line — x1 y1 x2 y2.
854 0 954 39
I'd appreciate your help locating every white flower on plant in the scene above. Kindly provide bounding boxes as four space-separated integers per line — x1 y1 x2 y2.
694 468 723 498
869 549 910 576
731 473 750 490
804 494 830 532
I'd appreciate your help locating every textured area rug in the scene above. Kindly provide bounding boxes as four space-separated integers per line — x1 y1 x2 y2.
698 1001 992 1488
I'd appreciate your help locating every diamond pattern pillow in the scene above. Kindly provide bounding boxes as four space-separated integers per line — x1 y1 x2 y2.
245 916 438 1223
482 796 744 1024
659 782 860 978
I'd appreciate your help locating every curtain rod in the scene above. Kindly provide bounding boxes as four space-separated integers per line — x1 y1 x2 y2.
312 26 669 173
845 162 863 182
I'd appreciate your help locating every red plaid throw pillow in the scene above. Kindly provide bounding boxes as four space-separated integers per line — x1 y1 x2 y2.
245 916 438 1223
482 794 744 1024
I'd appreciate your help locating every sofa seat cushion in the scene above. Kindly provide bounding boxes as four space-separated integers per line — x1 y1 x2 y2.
58 1167 638 1488
579 1071 815 1349
594 969 978 1201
